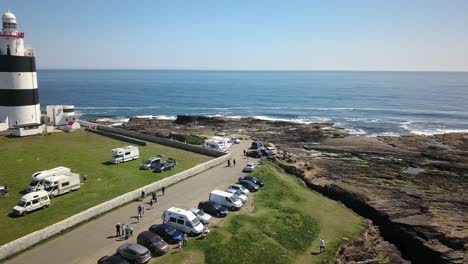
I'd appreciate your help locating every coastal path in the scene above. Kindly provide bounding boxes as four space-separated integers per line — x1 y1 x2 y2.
6 141 252 264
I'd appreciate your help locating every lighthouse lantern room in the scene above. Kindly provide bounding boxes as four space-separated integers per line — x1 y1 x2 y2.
0 10 41 132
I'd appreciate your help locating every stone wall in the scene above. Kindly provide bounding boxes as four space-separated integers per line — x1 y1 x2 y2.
0 147 230 260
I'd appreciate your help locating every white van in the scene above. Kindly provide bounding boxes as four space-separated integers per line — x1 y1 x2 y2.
43 173 81 198
210 136 232 150
162 207 205 235
12 190 50 216
209 190 242 211
27 166 71 192
203 139 227 153
111 146 139 164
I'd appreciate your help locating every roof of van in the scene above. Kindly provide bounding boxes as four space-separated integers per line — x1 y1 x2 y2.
166 207 196 220
210 190 233 197
43 173 78 182
112 145 137 151
21 190 48 201
32 166 71 178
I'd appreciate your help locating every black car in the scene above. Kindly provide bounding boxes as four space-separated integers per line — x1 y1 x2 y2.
148 224 183 244
198 201 228 217
153 162 175 173
246 150 262 158
238 176 264 187
97 255 130 264
137 231 169 256
238 180 259 192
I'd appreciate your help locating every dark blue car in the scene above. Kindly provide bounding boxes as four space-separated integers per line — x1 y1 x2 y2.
148 224 183 244
153 162 175 173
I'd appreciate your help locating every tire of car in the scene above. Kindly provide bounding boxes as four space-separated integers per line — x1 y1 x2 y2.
22 211 27 216
43 204 49 209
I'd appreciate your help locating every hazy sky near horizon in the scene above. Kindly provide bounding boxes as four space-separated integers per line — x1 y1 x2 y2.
3 0 468 71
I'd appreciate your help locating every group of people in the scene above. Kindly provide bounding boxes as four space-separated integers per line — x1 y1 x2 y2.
115 186 167 240
115 222 134 239
227 159 236 167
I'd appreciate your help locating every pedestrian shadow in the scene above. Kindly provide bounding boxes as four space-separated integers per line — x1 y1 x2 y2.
310 251 322 255
106 235 118 239
115 237 127 241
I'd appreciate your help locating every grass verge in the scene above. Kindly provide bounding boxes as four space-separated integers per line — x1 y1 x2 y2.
157 162 365 264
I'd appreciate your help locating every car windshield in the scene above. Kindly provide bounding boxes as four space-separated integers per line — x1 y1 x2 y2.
144 160 152 164
231 196 239 202
191 218 201 226
212 203 221 209
152 236 164 243
196 210 204 216
17 201 26 207
166 227 176 235
235 191 243 196
28 180 38 186
112 154 122 158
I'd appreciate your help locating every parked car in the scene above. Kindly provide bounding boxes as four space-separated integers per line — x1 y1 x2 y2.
153 162 175 173
187 208 212 224
137 231 169 256
237 180 259 192
116 243 152 264
140 156 162 170
231 138 241 144
148 224 183 244
251 140 263 149
238 175 265 187
198 200 228 217
0 185 8 197
225 188 248 203
162 207 204 235
242 163 258 173
97 255 130 264
246 150 262 158
228 184 250 195
12 190 50 216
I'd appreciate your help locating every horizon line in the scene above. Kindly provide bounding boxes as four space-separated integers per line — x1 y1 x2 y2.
36 68 468 73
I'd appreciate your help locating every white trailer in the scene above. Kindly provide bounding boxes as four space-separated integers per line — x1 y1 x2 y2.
27 166 71 193
42 173 81 198
111 146 139 164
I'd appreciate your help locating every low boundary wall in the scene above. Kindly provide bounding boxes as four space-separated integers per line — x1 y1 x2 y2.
86 128 147 146
78 120 225 157
0 153 230 260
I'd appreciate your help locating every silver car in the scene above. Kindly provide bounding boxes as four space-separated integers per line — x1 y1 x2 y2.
117 243 152 264
187 208 212 224
228 184 250 195
140 156 162 170
225 188 248 203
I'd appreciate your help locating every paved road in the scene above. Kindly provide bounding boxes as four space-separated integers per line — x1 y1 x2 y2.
7 141 253 264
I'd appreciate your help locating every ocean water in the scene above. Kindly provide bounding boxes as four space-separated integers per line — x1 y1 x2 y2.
38 70 468 136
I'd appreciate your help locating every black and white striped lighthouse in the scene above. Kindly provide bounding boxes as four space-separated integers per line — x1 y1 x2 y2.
0 10 40 129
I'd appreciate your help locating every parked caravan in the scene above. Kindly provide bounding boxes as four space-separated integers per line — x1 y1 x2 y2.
111 146 139 164
42 173 81 198
209 190 242 211
162 207 205 235
210 136 232 150
203 139 227 152
27 166 71 192
12 190 50 216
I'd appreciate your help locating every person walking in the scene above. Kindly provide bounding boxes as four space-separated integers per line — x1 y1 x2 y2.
121 223 126 237
161 186 166 195
150 199 153 208
182 233 188 247
141 190 146 200
320 238 326 253
227 160 231 167
233 159 236 166
116 222 121 237
141 204 145 217
138 205 143 219
151 191 156 202
243 149 246 156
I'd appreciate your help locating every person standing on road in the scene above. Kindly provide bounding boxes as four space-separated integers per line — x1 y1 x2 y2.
150 199 153 209
138 205 142 218
182 233 188 247
151 191 156 202
233 159 236 166
320 238 326 253
141 190 146 200
243 149 246 156
227 160 231 167
116 222 121 237
121 223 126 237
162 186 166 195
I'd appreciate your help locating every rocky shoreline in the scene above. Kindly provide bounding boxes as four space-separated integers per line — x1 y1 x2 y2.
91 116 467 264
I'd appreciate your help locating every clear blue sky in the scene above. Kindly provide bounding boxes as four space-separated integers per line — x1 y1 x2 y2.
3 0 468 71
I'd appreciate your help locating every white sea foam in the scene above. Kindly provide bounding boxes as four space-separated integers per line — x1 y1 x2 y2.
134 115 177 120
345 128 368 135
409 128 468 136
95 117 130 123
368 132 401 137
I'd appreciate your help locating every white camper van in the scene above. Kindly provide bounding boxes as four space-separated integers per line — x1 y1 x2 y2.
203 139 227 152
42 173 81 198
12 190 50 216
27 166 71 192
111 146 139 164
209 190 242 211
210 136 232 150
162 207 205 235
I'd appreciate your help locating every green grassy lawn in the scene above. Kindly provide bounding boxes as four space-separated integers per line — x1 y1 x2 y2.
157 162 366 264
0 131 212 246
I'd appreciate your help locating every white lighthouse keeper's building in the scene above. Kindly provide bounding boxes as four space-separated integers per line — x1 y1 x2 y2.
0 10 41 131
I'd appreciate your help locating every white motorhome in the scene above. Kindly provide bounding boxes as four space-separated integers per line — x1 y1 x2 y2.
27 166 71 192
209 190 242 211
162 207 205 235
111 146 139 164
203 139 227 153
210 136 232 150
12 190 50 216
42 173 81 198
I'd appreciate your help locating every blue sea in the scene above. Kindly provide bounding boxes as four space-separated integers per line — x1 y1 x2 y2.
37 70 468 136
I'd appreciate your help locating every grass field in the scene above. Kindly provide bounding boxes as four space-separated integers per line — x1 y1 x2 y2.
157 162 366 264
0 131 212 246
